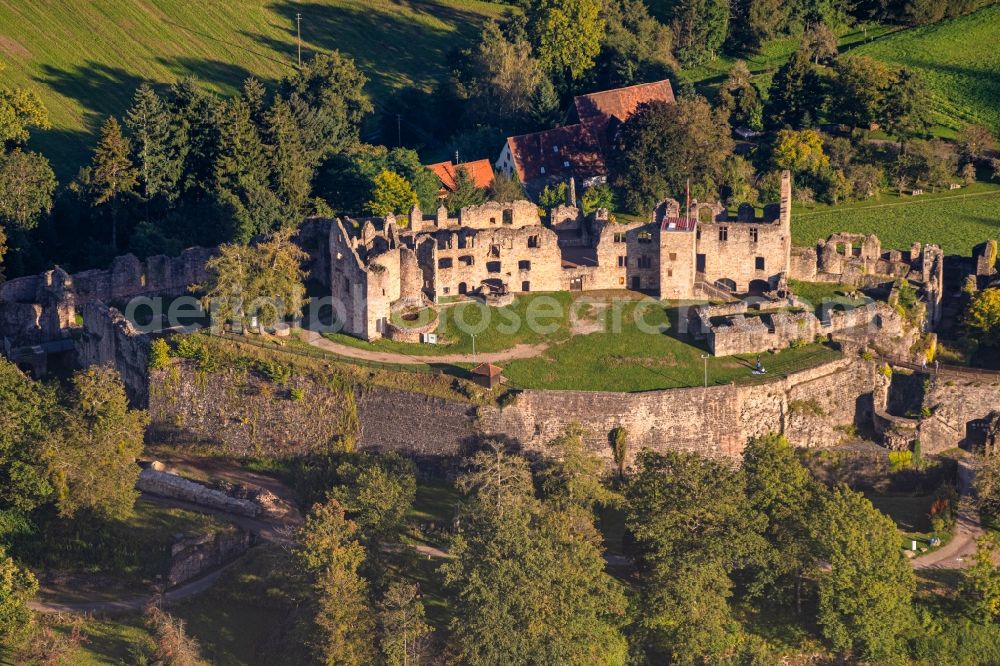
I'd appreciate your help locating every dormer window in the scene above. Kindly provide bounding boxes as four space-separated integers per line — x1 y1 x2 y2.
553 145 559 153
563 161 570 167
540 166 546 175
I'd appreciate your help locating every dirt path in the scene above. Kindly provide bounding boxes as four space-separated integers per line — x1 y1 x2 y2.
912 459 981 570
298 328 549 365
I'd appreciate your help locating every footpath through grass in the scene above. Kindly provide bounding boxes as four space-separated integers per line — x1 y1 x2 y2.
0 0 507 178
791 180 1000 255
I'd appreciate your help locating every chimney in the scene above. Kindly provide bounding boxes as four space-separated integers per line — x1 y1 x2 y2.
568 177 576 207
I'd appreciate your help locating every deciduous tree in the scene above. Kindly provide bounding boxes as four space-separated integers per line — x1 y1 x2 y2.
625 450 766 662
0 60 50 146
456 440 535 518
368 170 418 217
529 0 606 86
0 359 56 514
611 97 733 212
965 288 1000 346
52 365 148 520
201 229 308 329
0 546 37 640
772 128 830 175
378 581 433 666
442 491 627 665
718 61 763 130
809 485 915 661
594 0 676 88
960 533 1000 622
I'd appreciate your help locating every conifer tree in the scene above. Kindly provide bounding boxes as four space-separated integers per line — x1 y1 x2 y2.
265 98 314 228
125 84 182 204
296 498 376 666
87 116 138 249
213 98 282 242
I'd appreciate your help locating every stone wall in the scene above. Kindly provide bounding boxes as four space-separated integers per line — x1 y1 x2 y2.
149 363 358 457
920 373 1000 454
77 303 152 405
0 248 213 308
150 356 885 470
137 469 261 517
167 529 251 587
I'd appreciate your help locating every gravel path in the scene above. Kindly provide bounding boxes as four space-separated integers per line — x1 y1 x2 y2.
298 328 548 365
911 458 981 570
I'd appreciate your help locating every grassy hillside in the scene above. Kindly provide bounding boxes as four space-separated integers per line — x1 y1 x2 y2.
853 4 1000 138
791 180 1000 255
0 0 507 178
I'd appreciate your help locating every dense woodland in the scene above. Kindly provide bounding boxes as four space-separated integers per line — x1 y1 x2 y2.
5 338 1000 664
0 0 997 283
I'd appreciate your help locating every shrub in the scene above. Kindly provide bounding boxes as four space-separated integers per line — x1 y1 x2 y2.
889 450 912 472
289 387 306 401
173 336 203 359
148 338 171 370
255 359 292 385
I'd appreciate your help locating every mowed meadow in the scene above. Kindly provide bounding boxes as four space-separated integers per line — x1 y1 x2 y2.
0 0 508 178
791 181 1000 256
852 4 1000 137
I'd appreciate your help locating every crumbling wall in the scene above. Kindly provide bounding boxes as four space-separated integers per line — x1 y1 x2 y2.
919 374 1000 454
76 303 151 405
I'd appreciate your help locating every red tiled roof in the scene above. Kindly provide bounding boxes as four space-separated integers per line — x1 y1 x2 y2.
661 216 696 232
574 80 675 154
472 362 504 377
427 160 495 193
506 124 605 185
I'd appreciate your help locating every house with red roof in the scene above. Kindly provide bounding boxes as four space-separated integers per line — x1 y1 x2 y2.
426 159 495 199
494 79 675 195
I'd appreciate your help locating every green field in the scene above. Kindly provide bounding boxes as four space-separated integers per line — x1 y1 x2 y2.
0 0 507 178
853 4 1000 137
791 181 1000 255
684 5 1000 139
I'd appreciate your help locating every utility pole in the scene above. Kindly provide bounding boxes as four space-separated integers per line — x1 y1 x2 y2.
397 114 402 147
701 353 709 387
296 13 302 67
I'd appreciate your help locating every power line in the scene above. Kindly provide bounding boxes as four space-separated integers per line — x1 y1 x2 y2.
296 13 302 67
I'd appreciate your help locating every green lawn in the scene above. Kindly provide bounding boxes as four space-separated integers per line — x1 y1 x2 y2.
853 4 1000 137
503 299 843 392
324 291 577 357
865 491 953 553
0 0 508 178
791 180 1000 255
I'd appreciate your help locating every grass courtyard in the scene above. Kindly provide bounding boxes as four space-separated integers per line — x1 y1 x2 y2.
318 292 844 392
501 298 841 392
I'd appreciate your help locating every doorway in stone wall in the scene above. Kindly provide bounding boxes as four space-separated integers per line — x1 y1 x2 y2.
631 276 640 290
570 277 584 291
458 282 467 295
